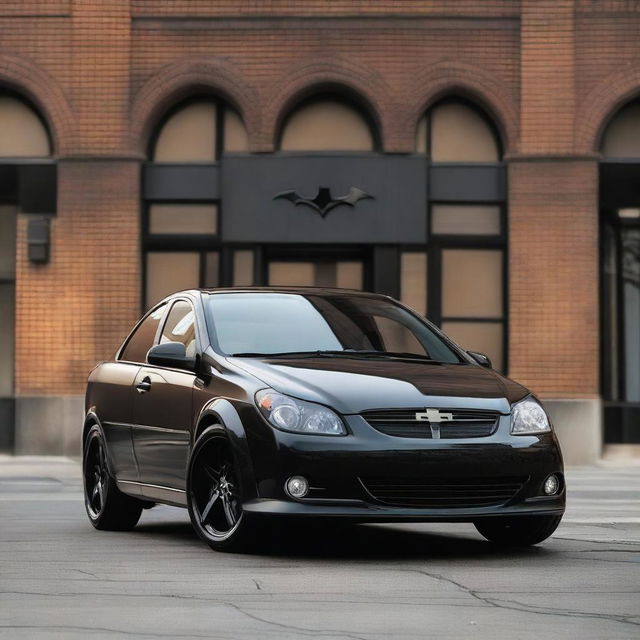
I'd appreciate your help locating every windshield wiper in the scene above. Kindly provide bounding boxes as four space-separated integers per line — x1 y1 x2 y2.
229 349 437 361
229 350 356 358
339 350 436 361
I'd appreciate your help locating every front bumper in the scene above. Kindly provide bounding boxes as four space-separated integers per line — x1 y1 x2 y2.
243 411 565 522
243 497 565 522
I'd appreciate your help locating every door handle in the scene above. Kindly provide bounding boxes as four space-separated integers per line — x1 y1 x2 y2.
136 377 152 394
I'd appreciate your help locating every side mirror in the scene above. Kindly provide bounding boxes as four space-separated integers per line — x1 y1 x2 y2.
468 351 492 369
147 341 196 371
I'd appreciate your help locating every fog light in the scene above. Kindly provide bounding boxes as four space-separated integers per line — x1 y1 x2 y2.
286 476 309 499
543 474 560 496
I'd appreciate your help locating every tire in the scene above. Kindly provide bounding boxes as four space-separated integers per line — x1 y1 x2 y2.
187 426 258 553
83 424 143 531
474 514 562 547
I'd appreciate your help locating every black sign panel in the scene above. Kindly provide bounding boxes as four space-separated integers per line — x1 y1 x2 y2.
221 155 428 244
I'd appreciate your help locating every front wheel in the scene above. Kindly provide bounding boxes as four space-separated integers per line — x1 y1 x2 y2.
83 424 143 531
474 514 562 547
187 427 258 552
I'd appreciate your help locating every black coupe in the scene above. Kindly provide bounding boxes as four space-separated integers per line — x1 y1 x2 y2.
83 288 564 551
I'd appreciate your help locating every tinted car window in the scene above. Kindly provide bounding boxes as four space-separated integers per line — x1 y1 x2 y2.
120 304 166 363
160 300 197 357
205 293 461 363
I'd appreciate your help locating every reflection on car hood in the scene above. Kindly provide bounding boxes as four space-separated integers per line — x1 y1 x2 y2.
227 356 528 414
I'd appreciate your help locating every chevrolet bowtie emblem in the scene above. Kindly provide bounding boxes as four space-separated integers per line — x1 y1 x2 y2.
415 409 453 440
415 409 454 423
273 186 373 218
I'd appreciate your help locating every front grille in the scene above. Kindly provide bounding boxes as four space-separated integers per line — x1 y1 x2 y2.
360 476 527 508
361 408 500 439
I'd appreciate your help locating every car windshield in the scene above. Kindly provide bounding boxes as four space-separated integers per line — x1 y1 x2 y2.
204 292 462 363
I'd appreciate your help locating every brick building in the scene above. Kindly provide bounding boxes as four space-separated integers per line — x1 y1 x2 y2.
0 1 639 463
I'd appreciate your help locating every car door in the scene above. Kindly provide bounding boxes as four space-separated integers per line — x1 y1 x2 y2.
96 303 167 485
131 299 196 495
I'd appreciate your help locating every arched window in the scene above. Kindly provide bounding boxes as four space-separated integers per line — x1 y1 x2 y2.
0 93 51 407
0 94 51 157
145 98 249 307
151 98 248 162
415 99 500 162
599 99 640 423
279 96 376 151
601 101 640 158
406 98 506 370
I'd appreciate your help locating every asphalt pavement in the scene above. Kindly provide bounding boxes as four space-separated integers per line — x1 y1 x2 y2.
0 456 639 639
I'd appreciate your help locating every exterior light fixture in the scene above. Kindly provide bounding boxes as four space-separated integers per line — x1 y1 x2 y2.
27 217 50 264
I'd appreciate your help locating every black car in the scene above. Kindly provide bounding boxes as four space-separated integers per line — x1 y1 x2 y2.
83 288 564 552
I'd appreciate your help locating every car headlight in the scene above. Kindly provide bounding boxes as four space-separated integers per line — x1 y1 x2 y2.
255 389 346 436
510 397 551 435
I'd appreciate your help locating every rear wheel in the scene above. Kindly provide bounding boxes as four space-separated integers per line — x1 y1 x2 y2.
474 514 562 546
187 427 257 552
83 424 143 531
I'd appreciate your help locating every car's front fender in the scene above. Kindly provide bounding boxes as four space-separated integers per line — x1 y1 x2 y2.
195 398 258 501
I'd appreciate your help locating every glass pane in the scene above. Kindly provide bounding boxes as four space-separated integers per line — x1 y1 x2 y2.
622 228 640 401
233 250 254 286
0 205 16 280
401 252 427 315
441 321 503 372
432 204 501 236
120 304 166 363
269 261 314 286
269 261 363 288
0 283 15 396
160 300 197 357
280 100 374 151
602 102 640 158
336 261 363 289
205 292 461 362
0 96 50 157
431 102 499 162
442 249 502 318
224 108 249 152
153 101 216 162
149 203 218 235
415 115 428 154
374 315 427 355
146 252 200 308
204 252 219 288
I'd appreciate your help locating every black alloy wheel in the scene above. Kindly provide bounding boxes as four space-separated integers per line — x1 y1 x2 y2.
187 427 254 552
83 424 143 530
85 432 108 519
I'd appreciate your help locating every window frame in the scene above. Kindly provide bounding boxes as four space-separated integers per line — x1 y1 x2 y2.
600 206 640 402
144 96 251 310
399 201 508 371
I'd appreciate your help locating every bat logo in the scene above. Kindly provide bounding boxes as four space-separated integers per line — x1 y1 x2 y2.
273 186 373 218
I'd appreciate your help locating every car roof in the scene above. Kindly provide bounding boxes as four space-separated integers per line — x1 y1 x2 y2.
173 286 392 299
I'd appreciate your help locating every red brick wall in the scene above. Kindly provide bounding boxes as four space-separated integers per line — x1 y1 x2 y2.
3 1 639 400
508 160 599 397
15 161 140 395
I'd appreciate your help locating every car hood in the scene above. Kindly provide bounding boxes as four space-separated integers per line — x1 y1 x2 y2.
227 356 529 414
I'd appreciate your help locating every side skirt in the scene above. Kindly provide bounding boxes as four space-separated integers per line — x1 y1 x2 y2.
117 480 188 508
